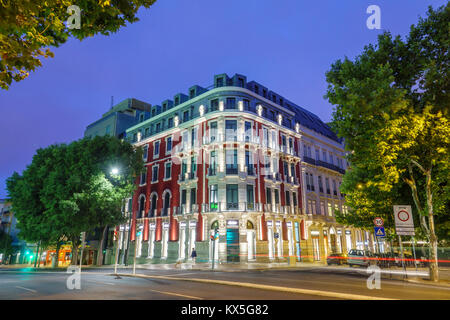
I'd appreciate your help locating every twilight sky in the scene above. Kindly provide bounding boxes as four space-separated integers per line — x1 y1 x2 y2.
0 0 446 198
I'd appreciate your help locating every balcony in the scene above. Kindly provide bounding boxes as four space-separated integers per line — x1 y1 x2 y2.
264 203 282 213
179 172 196 182
203 134 224 145
161 207 171 217
201 202 262 213
148 209 157 218
226 167 238 175
264 172 282 183
174 204 199 216
288 176 299 185
208 167 217 176
303 157 346 174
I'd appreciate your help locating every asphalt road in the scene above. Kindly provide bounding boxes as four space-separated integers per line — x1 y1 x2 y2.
0 267 449 300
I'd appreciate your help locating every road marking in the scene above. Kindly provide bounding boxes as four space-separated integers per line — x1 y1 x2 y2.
148 288 203 300
167 272 198 277
15 286 37 293
115 273 394 300
87 280 115 286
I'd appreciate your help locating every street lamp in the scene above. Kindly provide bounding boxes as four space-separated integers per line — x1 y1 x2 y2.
111 167 119 175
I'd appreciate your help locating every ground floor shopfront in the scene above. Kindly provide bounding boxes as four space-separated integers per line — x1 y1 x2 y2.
108 212 387 266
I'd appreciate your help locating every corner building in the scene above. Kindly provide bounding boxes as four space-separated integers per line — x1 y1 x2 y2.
121 73 368 265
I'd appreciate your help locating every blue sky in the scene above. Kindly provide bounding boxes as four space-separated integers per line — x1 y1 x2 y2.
0 0 447 198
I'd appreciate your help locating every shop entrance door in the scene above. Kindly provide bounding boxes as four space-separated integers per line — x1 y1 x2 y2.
226 228 239 263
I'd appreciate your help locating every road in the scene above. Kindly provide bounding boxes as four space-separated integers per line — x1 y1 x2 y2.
0 267 449 300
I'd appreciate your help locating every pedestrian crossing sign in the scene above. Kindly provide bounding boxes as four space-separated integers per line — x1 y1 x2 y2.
374 226 385 237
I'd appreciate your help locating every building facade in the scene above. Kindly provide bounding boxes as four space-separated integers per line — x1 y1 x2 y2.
0 199 36 264
115 73 378 265
85 98 151 139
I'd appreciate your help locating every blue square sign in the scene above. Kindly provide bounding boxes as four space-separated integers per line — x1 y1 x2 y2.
374 226 385 237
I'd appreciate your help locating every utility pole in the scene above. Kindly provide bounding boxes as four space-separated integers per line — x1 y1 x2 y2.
398 235 407 279
114 230 121 279
124 212 132 266
80 232 86 272
412 236 418 272
211 228 218 270
133 232 139 275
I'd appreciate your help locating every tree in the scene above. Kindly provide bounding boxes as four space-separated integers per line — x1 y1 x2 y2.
0 0 157 89
325 4 449 281
372 108 449 280
7 136 143 267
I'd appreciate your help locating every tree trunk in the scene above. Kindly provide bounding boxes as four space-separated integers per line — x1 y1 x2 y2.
425 169 439 281
33 241 40 267
37 246 43 268
96 226 108 266
71 236 79 266
54 241 61 268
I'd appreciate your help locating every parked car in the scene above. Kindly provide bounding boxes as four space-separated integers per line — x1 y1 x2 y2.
347 249 376 267
327 253 347 265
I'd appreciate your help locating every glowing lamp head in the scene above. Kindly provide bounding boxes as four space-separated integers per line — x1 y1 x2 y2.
111 168 119 175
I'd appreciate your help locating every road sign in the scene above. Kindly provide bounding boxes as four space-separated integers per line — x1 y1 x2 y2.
394 205 415 235
373 217 384 227
374 226 385 237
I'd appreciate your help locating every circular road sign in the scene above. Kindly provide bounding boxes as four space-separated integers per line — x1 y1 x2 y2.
397 210 410 222
374 217 384 227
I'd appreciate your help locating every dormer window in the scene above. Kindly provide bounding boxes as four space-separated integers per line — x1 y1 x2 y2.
189 89 195 99
139 114 144 122
238 78 244 88
216 77 223 87
183 110 189 122
175 97 180 105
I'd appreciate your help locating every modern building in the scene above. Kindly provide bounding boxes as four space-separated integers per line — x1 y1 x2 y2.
84 98 152 139
111 73 381 265
0 199 36 264
83 98 151 264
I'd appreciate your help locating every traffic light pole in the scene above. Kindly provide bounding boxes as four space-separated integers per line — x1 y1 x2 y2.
212 237 215 270
133 236 137 275
124 213 132 266
80 232 86 272
114 231 121 279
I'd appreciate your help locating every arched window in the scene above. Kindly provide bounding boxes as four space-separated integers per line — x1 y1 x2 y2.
137 195 145 219
247 220 254 229
211 220 219 230
150 194 157 217
163 191 171 216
